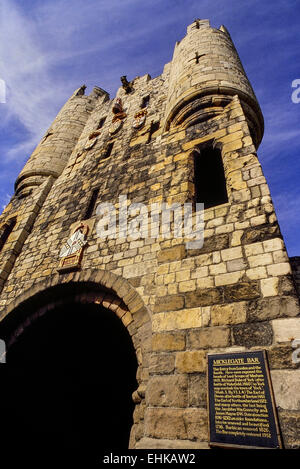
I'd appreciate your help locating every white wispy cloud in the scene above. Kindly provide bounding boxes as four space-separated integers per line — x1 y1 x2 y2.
0 1 67 159
0 0 190 163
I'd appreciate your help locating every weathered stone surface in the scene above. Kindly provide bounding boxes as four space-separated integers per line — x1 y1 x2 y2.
193 234 229 254
128 277 141 288
144 408 185 440
152 307 209 332
227 258 247 272
136 437 209 449
261 277 279 297
272 318 300 343
145 408 207 441
232 322 273 347
184 408 208 441
211 302 247 326
0 18 299 450
248 296 300 322
215 270 244 286
133 422 144 443
175 350 206 373
290 257 300 298
278 410 300 449
149 353 175 374
263 238 284 252
241 226 281 244
146 375 188 407
157 245 186 263
223 281 260 302
152 331 186 351
271 370 300 410
153 295 184 313
188 326 230 349
221 246 243 261
133 401 146 423
268 345 299 370
189 374 207 407
267 262 291 276
279 275 296 295
185 288 223 307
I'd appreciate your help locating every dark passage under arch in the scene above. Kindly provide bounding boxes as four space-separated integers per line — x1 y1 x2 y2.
0 301 138 461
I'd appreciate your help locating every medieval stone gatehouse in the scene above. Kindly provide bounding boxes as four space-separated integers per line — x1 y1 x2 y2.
0 19 299 453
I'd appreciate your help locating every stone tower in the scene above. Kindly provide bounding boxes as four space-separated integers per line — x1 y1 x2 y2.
0 19 299 453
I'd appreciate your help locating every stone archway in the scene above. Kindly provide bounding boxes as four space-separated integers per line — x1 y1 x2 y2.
0 269 152 455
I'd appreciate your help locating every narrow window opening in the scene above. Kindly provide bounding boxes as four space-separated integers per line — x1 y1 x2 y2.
141 95 150 109
17 189 33 200
84 188 100 220
0 217 17 252
103 142 114 159
194 146 228 209
97 117 106 129
42 131 53 143
147 121 160 143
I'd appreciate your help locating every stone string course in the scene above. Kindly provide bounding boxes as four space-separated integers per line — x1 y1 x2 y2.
0 19 299 449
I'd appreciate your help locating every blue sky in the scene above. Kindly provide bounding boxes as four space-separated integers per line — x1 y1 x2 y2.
0 0 299 255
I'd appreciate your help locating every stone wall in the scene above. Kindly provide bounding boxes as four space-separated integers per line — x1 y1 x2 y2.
0 19 299 449
290 257 300 298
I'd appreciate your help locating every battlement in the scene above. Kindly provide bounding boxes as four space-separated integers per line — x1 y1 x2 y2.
166 20 264 145
187 18 211 33
0 18 299 452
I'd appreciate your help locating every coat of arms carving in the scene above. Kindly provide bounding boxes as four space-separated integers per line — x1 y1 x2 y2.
132 109 147 129
58 223 89 271
109 98 127 135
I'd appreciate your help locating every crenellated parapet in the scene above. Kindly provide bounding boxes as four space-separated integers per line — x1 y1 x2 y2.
0 19 299 452
164 19 264 148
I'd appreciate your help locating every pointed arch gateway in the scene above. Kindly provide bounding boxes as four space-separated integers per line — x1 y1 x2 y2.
0 269 151 458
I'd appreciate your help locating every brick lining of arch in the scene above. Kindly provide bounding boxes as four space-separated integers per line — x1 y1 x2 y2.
0 268 152 415
0 268 151 332
5 290 135 350
0 269 152 449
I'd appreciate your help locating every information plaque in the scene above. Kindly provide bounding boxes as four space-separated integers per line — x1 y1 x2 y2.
207 350 282 449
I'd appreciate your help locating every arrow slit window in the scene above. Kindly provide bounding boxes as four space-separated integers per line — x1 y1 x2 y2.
141 95 150 109
84 188 100 220
104 142 114 159
97 117 106 129
0 217 16 253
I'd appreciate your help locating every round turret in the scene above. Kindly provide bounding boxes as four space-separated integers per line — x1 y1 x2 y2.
15 86 108 197
164 19 264 147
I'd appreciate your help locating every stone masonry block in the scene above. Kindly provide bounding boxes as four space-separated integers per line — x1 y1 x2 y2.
145 408 207 441
271 370 300 410
233 322 273 347
260 277 279 297
272 318 300 343
211 302 247 326
153 295 185 313
188 326 230 349
152 331 186 351
149 353 175 375
221 246 243 261
146 375 188 407
215 270 244 286
157 245 186 263
267 263 292 276
175 350 206 373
